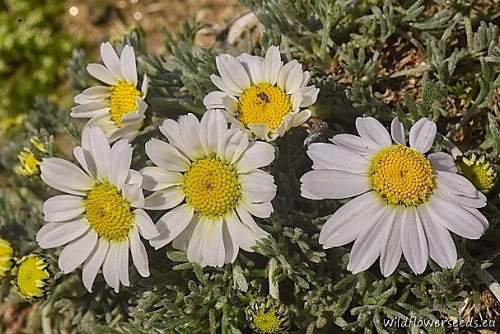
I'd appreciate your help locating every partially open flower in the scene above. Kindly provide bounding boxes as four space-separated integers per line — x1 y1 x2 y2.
458 152 497 193
245 297 290 334
0 239 14 280
11 254 51 301
15 137 47 177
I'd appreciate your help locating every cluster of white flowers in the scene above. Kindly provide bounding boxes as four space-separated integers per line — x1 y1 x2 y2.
37 43 489 293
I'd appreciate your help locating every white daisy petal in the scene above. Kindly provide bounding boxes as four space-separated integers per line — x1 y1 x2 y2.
400 207 428 275
141 74 149 96
100 42 122 78
284 62 304 94
435 182 486 208
236 141 275 173
172 218 197 251
380 208 403 277
135 209 159 240
141 166 182 191
221 129 249 164
159 119 188 154
109 140 133 188
143 187 184 210
355 117 392 149
277 60 297 90
41 158 92 195
210 74 240 96
58 229 98 274
330 134 374 156
150 204 194 249
390 118 406 145
200 217 225 267
348 206 391 274
82 238 109 292
225 211 261 252
242 201 273 218
120 45 138 85
300 169 370 199
37 218 89 249
145 138 190 172
240 54 264 84
320 191 381 247
203 91 229 109
299 86 319 107
118 241 130 286
409 118 437 153
70 102 109 118
43 195 84 222
418 205 457 269
200 109 227 154
235 207 269 239
103 242 120 292
216 54 250 92
461 206 489 230
222 220 238 263
428 152 457 173
177 114 203 158
82 126 111 180
87 63 117 85
187 219 208 265
73 146 96 177
435 171 478 198
130 227 150 277
263 45 281 85
307 143 369 173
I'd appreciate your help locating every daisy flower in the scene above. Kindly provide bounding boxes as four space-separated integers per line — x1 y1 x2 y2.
71 42 148 142
36 126 159 292
143 110 276 267
203 46 319 142
300 117 489 276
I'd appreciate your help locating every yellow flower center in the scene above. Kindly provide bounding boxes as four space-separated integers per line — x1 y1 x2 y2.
370 145 435 206
458 155 497 193
253 309 281 333
17 149 41 177
237 83 291 130
182 155 241 218
0 239 13 279
109 80 141 127
85 181 135 241
16 255 49 299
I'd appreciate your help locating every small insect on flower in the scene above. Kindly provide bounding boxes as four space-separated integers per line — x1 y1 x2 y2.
203 46 319 142
36 126 159 293
0 239 14 280
71 42 149 142
11 254 51 301
458 152 497 193
245 297 290 334
301 117 489 276
143 110 276 267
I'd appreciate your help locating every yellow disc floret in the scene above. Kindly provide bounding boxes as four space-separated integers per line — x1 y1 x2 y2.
109 80 141 127
370 145 435 206
0 239 13 280
458 153 497 193
16 149 41 177
85 181 135 241
13 254 50 300
182 154 241 218
237 83 291 130
253 309 282 333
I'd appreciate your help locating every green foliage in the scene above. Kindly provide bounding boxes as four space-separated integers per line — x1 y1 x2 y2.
0 0 77 120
